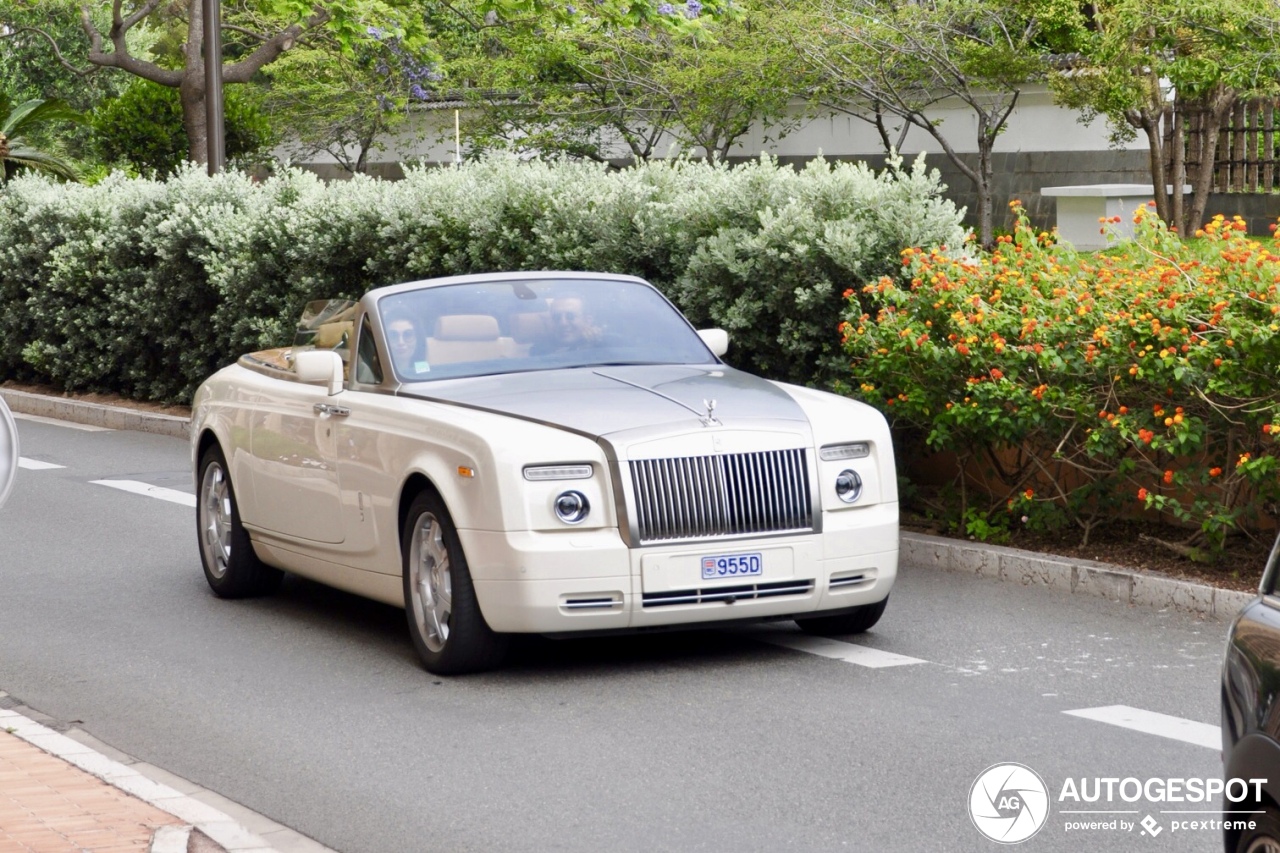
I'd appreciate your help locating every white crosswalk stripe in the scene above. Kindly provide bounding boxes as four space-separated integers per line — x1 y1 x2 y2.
1063 705 1221 750
90 479 196 508
18 458 65 470
761 634 929 668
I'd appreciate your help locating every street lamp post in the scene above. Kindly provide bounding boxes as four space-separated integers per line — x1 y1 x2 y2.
203 0 225 174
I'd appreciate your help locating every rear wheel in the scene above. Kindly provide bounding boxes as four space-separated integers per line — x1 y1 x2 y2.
196 445 282 598
794 596 888 635
402 490 508 675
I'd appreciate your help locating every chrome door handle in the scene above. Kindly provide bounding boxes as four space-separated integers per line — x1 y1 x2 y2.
313 403 351 417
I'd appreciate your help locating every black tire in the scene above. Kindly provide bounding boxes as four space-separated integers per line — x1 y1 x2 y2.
196 445 282 598
1235 804 1280 853
794 596 889 635
401 490 508 675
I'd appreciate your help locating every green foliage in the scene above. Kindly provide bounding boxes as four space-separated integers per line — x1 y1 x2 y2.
842 202 1280 552
793 0 1089 247
0 93 84 182
0 155 964 402
91 80 273 177
453 3 815 162
1050 0 1280 233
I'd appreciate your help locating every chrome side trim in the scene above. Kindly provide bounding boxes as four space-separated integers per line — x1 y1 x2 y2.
641 579 815 608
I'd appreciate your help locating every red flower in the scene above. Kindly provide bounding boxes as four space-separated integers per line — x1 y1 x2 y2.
1162 470 1173 485
1137 488 1149 501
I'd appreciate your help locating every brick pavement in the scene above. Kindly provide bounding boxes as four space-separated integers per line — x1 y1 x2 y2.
0 728 181 853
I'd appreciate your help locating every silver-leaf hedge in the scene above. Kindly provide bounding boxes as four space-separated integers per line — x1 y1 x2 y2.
0 154 966 403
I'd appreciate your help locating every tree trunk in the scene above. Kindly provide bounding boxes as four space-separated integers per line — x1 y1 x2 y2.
976 133 994 249
1170 106 1185 233
1134 110 1169 226
1186 87 1236 234
182 2 208 165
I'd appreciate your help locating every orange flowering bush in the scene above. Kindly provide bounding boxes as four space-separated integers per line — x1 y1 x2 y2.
840 202 1280 555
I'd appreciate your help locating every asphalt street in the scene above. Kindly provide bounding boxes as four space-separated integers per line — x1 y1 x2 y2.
0 415 1238 852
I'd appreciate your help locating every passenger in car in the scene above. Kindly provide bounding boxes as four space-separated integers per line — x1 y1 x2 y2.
385 312 429 376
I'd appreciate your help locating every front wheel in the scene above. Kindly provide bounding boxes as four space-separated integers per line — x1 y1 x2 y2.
794 596 888 636
1235 804 1280 853
196 445 282 598
402 490 508 675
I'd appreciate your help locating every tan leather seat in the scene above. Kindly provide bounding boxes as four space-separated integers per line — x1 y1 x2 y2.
427 315 516 364
509 312 550 356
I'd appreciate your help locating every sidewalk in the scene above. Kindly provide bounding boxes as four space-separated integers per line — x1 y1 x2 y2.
0 707 228 853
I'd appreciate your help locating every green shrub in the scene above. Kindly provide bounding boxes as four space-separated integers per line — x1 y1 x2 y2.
91 80 273 177
0 155 965 402
842 203 1280 553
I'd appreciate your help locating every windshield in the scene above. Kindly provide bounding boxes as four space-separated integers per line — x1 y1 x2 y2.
376 278 717 382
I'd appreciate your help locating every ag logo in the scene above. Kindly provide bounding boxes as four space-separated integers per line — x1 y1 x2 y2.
969 763 1050 844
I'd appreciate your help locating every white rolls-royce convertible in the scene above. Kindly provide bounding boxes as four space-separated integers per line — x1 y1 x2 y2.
191 272 899 674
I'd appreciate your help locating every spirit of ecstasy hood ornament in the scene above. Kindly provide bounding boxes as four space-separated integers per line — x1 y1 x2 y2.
701 398 721 428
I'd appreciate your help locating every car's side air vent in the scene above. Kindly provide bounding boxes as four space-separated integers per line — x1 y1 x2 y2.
560 592 624 611
641 579 814 608
829 571 873 591
629 449 813 543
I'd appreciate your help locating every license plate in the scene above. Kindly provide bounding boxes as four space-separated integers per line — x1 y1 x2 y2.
701 552 763 580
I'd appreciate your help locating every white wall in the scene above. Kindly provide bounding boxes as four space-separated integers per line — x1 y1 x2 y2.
282 83 1141 173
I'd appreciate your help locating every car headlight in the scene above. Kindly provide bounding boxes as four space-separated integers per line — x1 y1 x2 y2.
820 442 870 461
554 490 591 524
834 470 863 504
524 464 593 481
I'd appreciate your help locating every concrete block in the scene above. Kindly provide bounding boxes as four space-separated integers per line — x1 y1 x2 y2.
1130 573 1215 618
999 553 1073 589
1072 565 1134 604
900 533 951 572
952 545 1000 579
1214 589 1258 621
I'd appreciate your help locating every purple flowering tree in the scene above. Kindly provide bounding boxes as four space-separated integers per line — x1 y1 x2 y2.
262 25 442 173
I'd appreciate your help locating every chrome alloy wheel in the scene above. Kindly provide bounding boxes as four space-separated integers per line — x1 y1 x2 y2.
408 512 453 653
199 461 233 579
1247 837 1280 853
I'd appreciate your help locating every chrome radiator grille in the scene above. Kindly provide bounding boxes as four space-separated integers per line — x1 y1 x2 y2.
628 449 812 543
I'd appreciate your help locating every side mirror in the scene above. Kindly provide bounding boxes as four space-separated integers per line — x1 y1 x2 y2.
698 328 729 358
294 349 345 396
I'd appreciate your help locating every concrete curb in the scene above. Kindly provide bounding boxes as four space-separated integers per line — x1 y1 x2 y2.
902 530 1257 622
0 388 189 440
9 387 1258 623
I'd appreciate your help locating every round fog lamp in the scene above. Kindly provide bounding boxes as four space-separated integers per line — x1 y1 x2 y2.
554 490 591 524
834 470 863 504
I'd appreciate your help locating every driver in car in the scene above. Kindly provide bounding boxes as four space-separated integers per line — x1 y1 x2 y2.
533 296 604 355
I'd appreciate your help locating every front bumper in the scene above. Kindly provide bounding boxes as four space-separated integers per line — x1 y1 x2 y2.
461 502 898 634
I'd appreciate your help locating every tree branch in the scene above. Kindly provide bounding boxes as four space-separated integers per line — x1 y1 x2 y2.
6 26 99 77
223 7 331 84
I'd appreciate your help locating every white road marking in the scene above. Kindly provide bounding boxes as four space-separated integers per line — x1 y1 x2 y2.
18 457 65 470
12 412 112 431
91 479 196 508
1063 705 1221 750
762 634 928 668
